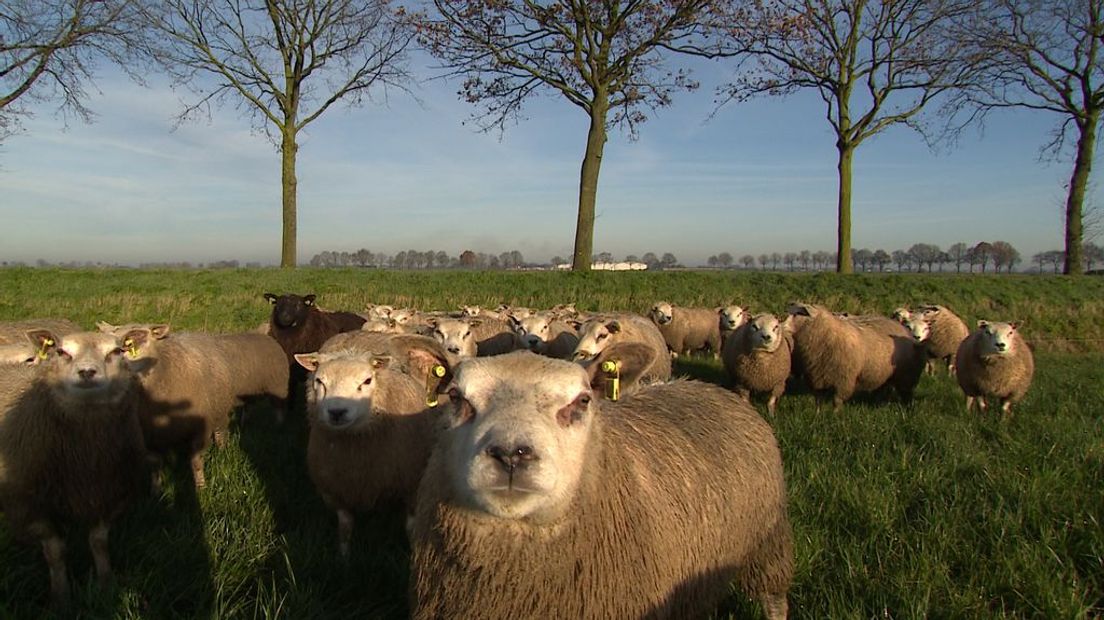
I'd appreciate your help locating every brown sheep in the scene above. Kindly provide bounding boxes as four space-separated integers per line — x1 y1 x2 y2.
788 303 925 411
410 352 792 619
648 301 723 357
722 313 794 415
955 320 1035 416
295 333 451 557
571 313 672 384
0 329 149 605
263 293 366 384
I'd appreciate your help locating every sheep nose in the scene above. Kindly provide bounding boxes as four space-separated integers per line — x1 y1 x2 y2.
486 445 536 471
447 345 461 354
525 336 540 348
78 368 98 380
995 342 1007 351
327 407 349 423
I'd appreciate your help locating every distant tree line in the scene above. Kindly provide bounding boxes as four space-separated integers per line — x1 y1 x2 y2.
1033 243 1104 273
708 241 1035 273
308 249 528 270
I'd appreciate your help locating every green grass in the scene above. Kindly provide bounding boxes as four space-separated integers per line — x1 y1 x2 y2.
0 268 1101 618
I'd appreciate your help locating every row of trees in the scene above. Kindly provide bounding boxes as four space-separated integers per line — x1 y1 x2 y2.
1033 243 1104 273
708 241 1027 273
2 0 1100 273
308 249 528 270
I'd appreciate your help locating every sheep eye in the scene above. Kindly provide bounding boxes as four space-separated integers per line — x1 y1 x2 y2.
596 333 608 341
464 331 472 339
56 349 72 360
579 394 591 406
361 376 372 387
108 348 125 359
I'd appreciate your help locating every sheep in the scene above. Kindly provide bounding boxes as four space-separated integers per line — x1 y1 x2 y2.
95 323 250 489
409 351 793 619
495 304 533 321
510 312 580 359
722 313 794 415
788 303 925 411
295 333 451 557
955 320 1035 416
718 304 749 346
426 316 516 364
0 328 149 605
908 305 971 375
363 304 395 321
571 313 672 384
360 317 404 334
648 301 723 358
891 307 912 323
263 293 367 366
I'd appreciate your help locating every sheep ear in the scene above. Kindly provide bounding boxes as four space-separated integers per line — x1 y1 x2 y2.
294 353 321 372
389 334 453 390
119 328 153 355
584 342 656 400
149 324 171 339
25 330 59 358
1009 321 1021 331
606 320 622 334
96 321 117 333
370 355 392 369
787 303 811 317
976 320 989 329
264 293 278 305
304 295 316 306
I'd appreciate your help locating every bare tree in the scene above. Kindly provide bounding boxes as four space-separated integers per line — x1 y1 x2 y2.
741 254 756 269
953 0 1103 274
717 0 980 273
417 0 720 271
145 0 414 267
947 241 968 272
1 0 146 139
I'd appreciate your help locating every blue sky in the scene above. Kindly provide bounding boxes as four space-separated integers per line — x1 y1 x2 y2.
0 55 1089 267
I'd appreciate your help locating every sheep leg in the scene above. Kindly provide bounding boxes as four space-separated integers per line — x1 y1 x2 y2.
760 593 789 620
337 509 354 559
767 386 785 416
36 529 69 606
976 397 989 413
965 395 976 413
213 428 227 449
89 521 113 587
190 449 207 489
1000 399 1013 418
148 452 165 495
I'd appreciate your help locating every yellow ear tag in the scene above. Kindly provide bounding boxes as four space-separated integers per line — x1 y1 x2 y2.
425 364 447 407
601 360 621 402
37 338 54 360
124 338 140 359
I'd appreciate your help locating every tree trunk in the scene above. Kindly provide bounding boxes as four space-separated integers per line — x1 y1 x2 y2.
572 103 608 272
835 141 854 273
280 125 299 268
1064 112 1098 275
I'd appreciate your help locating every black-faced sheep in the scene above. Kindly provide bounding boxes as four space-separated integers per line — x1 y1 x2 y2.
0 329 149 605
955 320 1035 416
410 351 792 619
722 313 794 415
648 301 723 357
263 292 367 365
295 333 451 557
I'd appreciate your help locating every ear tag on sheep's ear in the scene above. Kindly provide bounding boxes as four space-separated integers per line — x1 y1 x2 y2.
601 360 621 401
37 338 54 360
425 364 447 407
124 337 140 359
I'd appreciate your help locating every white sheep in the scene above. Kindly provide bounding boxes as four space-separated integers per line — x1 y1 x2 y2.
410 351 792 619
648 301 723 357
955 320 1035 416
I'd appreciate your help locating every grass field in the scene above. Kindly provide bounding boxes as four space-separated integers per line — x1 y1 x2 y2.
0 268 1101 618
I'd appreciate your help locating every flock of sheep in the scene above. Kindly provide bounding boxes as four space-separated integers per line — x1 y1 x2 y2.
0 292 1036 617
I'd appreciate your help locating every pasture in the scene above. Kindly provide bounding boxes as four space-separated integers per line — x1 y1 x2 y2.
0 268 1101 618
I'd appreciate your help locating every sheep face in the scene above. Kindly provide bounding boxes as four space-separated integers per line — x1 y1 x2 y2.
32 331 142 407
440 352 595 523
513 314 553 353
649 302 675 326
301 354 390 429
391 309 416 325
719 305 748 331
747 314 786 353
429 318 478 361
572 320 622 361
460 305 481 317
904 316 931 342
976 321 1021 356
892 307 912 323
265 293 316 329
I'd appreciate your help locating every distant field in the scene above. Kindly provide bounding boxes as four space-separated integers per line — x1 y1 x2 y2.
0 268 1101 618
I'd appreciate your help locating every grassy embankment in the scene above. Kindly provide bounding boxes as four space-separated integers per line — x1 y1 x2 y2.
0 268 1100 618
